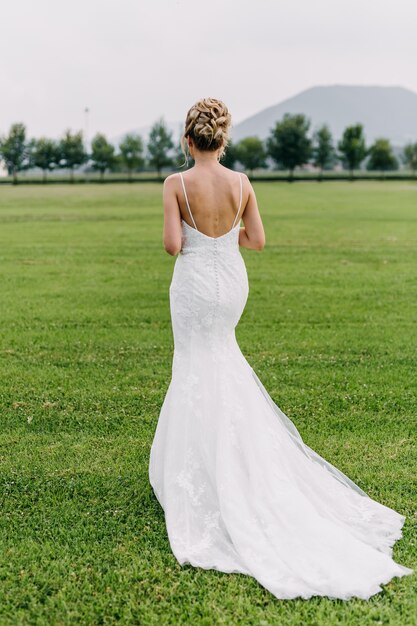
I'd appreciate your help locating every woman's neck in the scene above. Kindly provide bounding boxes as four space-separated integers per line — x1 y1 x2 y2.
191 149 220 169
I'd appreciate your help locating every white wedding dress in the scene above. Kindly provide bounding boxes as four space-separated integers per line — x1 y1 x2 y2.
149 171 413 600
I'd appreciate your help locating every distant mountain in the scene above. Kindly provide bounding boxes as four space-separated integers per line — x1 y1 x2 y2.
231 85 417 146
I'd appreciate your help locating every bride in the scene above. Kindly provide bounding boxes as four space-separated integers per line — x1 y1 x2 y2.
149 97 413 600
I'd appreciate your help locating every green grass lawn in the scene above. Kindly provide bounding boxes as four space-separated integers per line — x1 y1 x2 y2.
0 182 416 625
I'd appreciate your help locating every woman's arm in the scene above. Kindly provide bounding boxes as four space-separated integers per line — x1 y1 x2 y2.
162 175 182 256
238 175 266 250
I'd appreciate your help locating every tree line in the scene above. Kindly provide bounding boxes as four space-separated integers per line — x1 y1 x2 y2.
0 118 176 183
1 114 417 183
231 115 417 179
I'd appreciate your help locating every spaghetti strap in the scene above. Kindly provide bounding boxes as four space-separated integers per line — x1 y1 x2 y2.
178 172 198 231
231 172 243 229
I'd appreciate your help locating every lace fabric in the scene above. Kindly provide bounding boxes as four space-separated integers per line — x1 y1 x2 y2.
149 207 413 600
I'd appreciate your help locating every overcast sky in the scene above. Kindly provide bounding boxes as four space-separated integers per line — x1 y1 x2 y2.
1 0 416 140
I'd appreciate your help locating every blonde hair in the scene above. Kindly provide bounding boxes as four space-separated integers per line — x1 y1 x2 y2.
180 97 232 167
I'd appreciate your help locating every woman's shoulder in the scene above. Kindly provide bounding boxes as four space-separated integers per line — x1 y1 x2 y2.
163 172 182 189
218 165 248 177
225 168 249 184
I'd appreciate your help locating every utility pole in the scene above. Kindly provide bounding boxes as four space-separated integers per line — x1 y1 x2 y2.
84 107 90 181
84 107 90 147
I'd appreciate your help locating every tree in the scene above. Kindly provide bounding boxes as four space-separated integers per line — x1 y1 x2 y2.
402 142 417 176
147 118 174 176
366 138 398 175
220 140 238 170
119 134 145 180
337 124 367 178
235 137 267 176
90 133 115 180
58 130 87 181
266 113 312 179
31 137 58 182
312 125 335 176
0 123 30 183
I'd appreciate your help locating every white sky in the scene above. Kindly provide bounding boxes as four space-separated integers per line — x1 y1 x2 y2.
1 0 416 140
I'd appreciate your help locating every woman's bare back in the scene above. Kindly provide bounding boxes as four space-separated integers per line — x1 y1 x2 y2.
177 165 247 238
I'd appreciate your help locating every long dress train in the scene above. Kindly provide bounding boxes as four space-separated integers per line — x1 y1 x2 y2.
149 172 413 600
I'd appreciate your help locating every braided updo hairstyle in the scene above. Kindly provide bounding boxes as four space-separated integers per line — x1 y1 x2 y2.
180 98 232 166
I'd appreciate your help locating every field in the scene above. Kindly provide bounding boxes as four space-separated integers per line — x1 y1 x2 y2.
0 181 416 625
